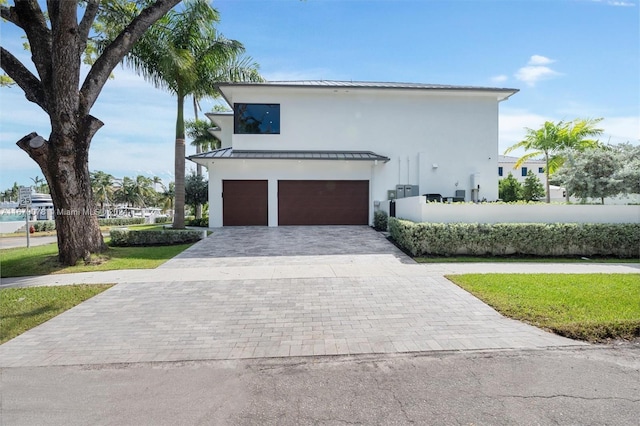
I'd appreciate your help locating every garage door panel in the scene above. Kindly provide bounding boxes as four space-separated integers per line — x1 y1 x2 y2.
223 180 268 226
278 180 368 225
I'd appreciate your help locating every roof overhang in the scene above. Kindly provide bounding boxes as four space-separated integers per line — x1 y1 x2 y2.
188 148 390 166
215 80 519 105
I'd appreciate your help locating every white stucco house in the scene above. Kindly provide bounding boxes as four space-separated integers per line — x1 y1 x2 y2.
189 81 518 227
498 155 547 184
498 154 566 200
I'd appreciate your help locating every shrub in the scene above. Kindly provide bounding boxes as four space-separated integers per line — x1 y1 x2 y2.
31 221 56 232
98 218 145 226
388 217 640 258
499 173 523 202
373 210 388 231
109 228 204 247
186 217 209 227
154 216 171 224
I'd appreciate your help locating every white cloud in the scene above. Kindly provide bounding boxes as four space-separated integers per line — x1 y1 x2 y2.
499 108 551 154
491 75 508 83
591 0 637 6
515 55 562 86
528 55 554 66
599 116 640 144
499 108 640 158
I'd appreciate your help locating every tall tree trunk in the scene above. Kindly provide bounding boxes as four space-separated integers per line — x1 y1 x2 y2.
173 92 186 229
544 153 551 204
193 96 202 220
17 132 106 265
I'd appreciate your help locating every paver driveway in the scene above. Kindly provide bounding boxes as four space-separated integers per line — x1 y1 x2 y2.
0 226 583 367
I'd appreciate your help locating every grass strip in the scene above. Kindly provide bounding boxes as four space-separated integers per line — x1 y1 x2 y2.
0 240 193 278
417 256 639 263
0 284 113 344
447 273 640 342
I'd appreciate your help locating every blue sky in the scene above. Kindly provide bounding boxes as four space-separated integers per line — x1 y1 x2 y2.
1 0 638 191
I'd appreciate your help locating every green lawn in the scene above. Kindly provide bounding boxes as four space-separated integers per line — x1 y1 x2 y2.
0 284 113 344
0 240 193 278
447 273 640 342
416 256 639 263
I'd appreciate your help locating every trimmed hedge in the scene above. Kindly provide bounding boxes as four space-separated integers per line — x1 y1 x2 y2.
186 217 209 227
389 218 640 258
109 228 204 247
373 210 388 231
154 216 171 224
14 217 159 232
31 220 56 232
99 217 145 226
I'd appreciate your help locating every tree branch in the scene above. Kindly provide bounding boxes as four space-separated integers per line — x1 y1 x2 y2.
12 0 53 88
0 5 21 27
78 0 100 54
0 47 47 112
16 132 51 171
80 0 181 113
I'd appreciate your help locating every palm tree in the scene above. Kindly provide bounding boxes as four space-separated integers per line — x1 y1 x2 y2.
158 181 176 215
90 170 116 213
30 176 47 193
115 175 155 208
504 118 603 203
186 117 220 219
186 118 221 153
114 0 262 228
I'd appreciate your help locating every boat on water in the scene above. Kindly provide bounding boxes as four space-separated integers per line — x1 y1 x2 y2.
0 191 54 221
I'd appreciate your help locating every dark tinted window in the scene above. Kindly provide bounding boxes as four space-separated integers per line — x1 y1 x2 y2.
498 166 503 176
234 103 280 134
538 167 544 173
521 167 528 176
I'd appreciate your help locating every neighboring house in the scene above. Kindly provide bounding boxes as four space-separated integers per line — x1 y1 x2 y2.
189 81 518 227
498 155 567 200
498 155 547 184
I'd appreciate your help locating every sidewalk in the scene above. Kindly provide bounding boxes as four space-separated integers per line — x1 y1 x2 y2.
2 262 638 289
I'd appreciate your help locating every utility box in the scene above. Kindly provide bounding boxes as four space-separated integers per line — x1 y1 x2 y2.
470 173 481 189
454 189 466 202
395 184 419 199
387 190 397 200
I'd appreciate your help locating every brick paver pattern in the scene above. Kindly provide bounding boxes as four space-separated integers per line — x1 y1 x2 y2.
0 227 583 367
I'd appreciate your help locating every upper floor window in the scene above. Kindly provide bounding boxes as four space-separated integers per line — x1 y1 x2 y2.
234 103 280 134
498 166 503 177
538 167 544 174
521 167 528 177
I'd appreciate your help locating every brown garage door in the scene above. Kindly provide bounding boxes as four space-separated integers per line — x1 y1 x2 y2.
278 180 369 225
223 180 268 226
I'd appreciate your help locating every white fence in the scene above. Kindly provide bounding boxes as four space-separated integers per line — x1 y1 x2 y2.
391 196 640 224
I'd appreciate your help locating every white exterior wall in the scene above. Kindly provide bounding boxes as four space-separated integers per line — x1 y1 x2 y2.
392 198 640 224
206 114 234 148
206 159 377 227
226 87 502 203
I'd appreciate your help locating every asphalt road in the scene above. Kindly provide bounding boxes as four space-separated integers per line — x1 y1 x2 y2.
2 345 639 425
0 235 57 249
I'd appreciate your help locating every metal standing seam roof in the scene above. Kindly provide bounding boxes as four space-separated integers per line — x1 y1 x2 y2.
216 80 519 94
188 147 390 162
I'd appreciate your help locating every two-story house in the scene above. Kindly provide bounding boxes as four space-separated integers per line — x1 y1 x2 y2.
498 155 547 183
189 81 518 227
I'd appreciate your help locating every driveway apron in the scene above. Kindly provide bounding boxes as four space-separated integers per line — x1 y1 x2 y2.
0 226 584 367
